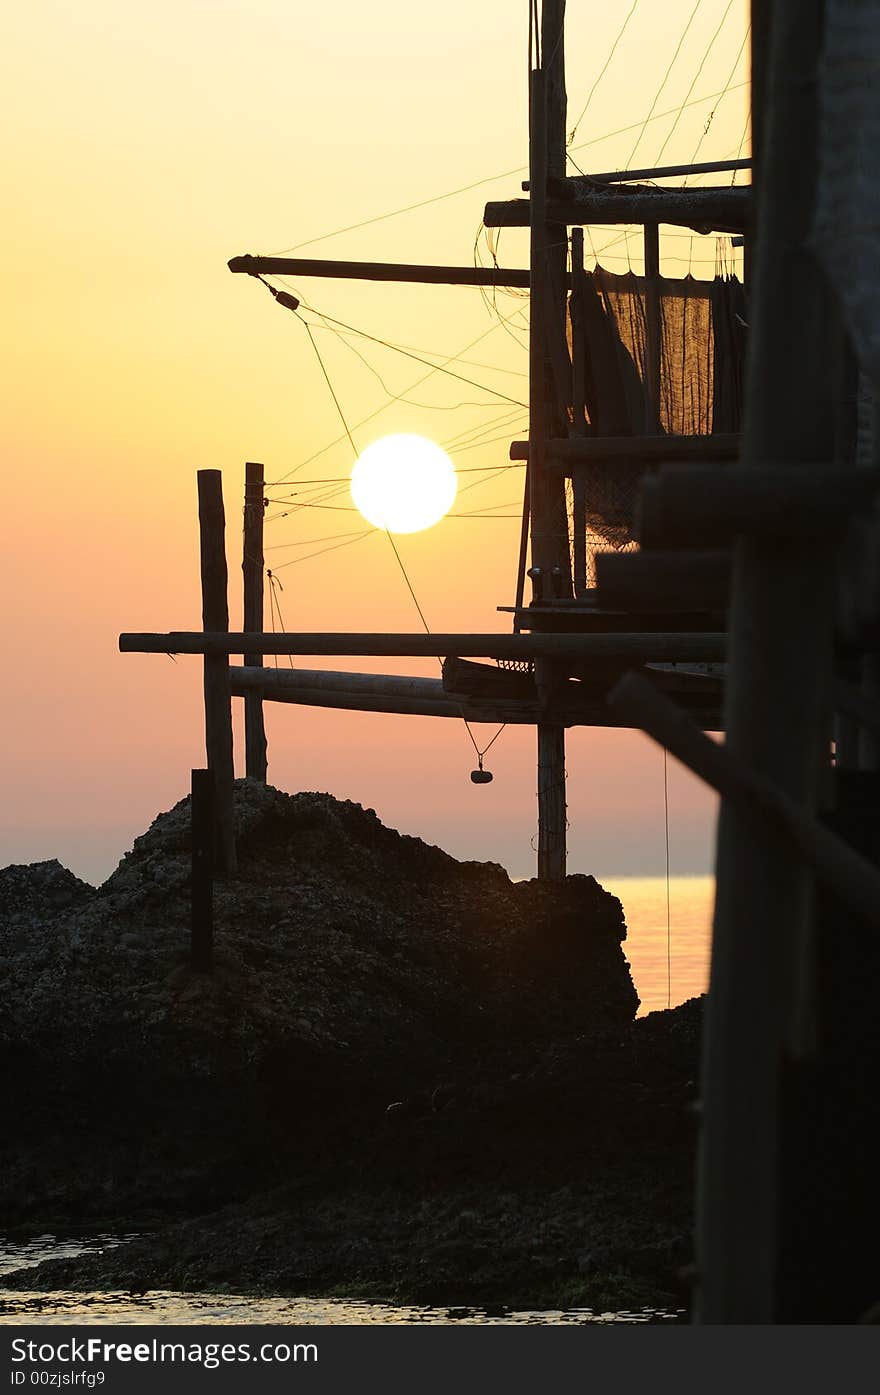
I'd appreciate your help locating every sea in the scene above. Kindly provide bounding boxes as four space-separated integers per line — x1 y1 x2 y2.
604 874 714 1016
0 877 706 1325
0 1237 681 1323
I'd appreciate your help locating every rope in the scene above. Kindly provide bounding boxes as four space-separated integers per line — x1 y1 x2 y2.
624 0 705 170
258 83 748 257
271 307 533 486
684 27 751 181
653 0 737 169
295 312 506 767
294 300 527 409
568 0 640 148
266 571 294 668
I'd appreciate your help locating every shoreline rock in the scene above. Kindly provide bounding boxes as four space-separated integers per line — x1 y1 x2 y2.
0 782 697 1310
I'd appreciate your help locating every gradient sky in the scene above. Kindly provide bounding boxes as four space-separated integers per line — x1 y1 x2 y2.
2 1 749 885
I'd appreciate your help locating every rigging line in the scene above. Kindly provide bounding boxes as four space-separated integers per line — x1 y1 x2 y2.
269 501 523 518
266 463 525 490
301 306 504 765
564 78 749 174
266 571 295 668
294 301 528 408
271 308 533 486
730 113 751 186
265 528 368 550
309 326 529 377
664 746 671 1011
624 0 706 170
449 425 529 455
271 278 529 374
568 0 640 147
300 314 518 412
685 28 751 179
265 572 281 670
270 528 376 570
442 410 526 450
442 409 527 452
653 0 737 168
262 84 750 260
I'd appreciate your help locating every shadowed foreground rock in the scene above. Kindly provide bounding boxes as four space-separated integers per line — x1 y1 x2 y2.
1 781 641 1232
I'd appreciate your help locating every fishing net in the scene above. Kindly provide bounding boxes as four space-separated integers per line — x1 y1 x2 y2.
568 263 747 585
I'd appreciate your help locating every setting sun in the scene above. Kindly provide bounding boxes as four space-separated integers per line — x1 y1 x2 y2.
350 434 457 534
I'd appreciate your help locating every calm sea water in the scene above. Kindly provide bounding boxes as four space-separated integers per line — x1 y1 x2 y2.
0 1237 681 1325
603 874 714 1016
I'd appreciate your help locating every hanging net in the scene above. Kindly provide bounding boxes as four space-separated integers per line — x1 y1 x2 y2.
568 264 747 582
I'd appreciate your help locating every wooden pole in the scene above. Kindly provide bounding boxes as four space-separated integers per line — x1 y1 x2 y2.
485 186 751 231
509 433 740 464
120 630 729 662
228 254 535 289
190 767 214 971
570 227 588 597
197 469 237 876
530 0 571 882
695 0 839 1324
242 461 268 782
643 221 661 433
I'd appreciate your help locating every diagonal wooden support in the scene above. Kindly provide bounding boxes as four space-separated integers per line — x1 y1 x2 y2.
607 670 880 930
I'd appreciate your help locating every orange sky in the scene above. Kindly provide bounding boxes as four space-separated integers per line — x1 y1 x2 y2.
2 1 749 884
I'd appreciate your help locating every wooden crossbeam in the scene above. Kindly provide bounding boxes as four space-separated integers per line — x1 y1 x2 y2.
484 186 751 232
120 630 728 662
608 671 880 930
637 465 879 547
228 253 534 289
595 551 732 612
228 664 721 731
509 434 741 464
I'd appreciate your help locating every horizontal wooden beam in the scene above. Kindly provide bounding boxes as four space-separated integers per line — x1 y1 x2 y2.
485 187 751 232
228 665 721 730
607 671 880 930
230 665 442 700
595 550 732 612
228 253 533 290
500 603 726 635
569 157 751 186
636 465 879 547
121 630 728 662
509 434 741 465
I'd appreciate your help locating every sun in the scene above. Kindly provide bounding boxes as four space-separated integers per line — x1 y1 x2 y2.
351 434 457 534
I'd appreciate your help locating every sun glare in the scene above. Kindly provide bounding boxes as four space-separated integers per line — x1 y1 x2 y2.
351 434 457 534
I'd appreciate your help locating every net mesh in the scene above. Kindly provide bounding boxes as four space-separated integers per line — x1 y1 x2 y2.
568 263 747 584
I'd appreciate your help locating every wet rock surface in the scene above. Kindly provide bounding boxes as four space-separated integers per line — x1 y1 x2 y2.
0 782 699 1310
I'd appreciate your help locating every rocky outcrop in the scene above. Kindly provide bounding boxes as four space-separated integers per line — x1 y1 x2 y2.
0 781 638 1224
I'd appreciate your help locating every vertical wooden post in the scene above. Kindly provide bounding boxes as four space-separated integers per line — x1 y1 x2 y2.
643 220 661 433
695 0 838 1323
570 227 588 598
530 0 570 881
538 724 567 881
190 767 214 971
198 469 237 876
242 460 268 782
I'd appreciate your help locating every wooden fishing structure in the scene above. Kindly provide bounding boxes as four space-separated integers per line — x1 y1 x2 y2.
119 0 880 1324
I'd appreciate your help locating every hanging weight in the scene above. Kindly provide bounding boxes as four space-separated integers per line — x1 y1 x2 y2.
470 768 494 784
